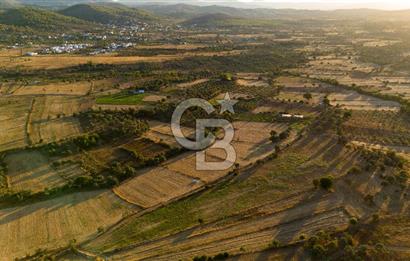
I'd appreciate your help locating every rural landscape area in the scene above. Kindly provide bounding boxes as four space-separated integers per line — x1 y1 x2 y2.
0 0 409 260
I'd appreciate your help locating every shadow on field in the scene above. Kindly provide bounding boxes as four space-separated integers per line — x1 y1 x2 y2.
0 190 107 226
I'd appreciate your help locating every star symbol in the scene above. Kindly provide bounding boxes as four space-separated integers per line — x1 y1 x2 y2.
217 92 238 114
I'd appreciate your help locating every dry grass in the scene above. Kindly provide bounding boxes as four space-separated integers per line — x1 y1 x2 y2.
0 97 32 152
142 95 167 102
328 91 400 111
236 79 269 88
30 96 93 119
0 190 135 260
113 166 204 208
27 96 92 145
4 151 84 192
143 121 195 147
0 51 241 70
165 153 231 183
30 117 83 145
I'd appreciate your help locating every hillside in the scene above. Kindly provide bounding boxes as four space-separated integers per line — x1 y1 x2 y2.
0 6 92 30
181 13 278 28
60 3 159 25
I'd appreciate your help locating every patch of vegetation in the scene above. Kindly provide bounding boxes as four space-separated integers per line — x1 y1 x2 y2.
79 110 149 139
304 229 391 260
96 92 147 105
192 252 230 261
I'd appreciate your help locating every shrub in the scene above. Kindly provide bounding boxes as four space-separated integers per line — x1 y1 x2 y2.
349 217 358 226
213 252 229 260
313 179 320 189
319 176 334 190
311 244 326 257
348 166 362 175
269 239 281 249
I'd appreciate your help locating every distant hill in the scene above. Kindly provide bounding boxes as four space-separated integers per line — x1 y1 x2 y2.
140 3 410 22
18 0 110 8
60 3 159 25
0 6 92 30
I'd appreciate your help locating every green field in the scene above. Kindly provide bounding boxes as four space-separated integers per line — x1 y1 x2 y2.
96 92 147 105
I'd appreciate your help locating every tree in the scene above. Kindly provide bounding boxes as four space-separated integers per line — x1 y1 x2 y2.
303 92 313 101
319 176 334 190
270 130 279 143
220 72 233 81
323 96 330 106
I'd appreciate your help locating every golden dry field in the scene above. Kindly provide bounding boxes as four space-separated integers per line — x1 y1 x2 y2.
0 97 32 152
0 190 135 260
0 50 242 70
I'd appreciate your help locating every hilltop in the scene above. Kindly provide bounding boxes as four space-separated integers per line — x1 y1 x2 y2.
60 3 159 25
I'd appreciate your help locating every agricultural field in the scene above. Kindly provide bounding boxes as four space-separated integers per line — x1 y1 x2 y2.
143 121 196 147
29 117 83 145
4 150 84 192
328 91 401 111
0 190 136 260
96 92 147 105
114 165 204 208
111 121 294 208
0 97 32 152
0 50 242 70
27 96 92 145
